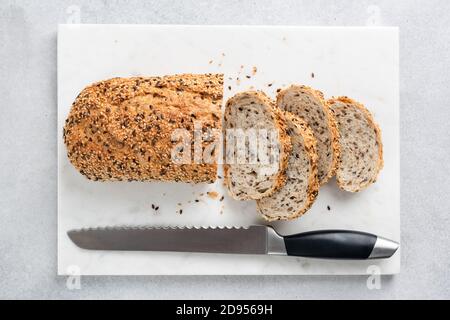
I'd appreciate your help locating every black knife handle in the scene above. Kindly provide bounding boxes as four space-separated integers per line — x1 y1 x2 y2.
283 230 377 259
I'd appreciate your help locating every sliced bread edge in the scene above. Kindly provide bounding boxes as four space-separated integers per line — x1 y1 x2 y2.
223 91 292 200
277 85 340 185
328 96 384 192
256 111 319 221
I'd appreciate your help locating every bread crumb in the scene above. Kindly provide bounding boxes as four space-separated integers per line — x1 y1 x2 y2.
207 191 219 199
252 66 257 75
208 60 213 64
151 204 160 214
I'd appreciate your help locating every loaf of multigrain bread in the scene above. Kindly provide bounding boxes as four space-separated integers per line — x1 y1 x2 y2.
277 85 340 185
63 74 224 183
328 96 383 192
223 91 291 200
256 111 319 221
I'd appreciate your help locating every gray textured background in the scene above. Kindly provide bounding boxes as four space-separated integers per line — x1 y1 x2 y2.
0 0 449 299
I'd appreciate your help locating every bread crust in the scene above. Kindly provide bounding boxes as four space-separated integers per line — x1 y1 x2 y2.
223 91 291 200
63 74 224 183
272 106 292 195
328 96 384 192
257 112 319 221
276 85 340 185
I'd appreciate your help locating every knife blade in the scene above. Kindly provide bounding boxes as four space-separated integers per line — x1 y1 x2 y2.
67 225 399 259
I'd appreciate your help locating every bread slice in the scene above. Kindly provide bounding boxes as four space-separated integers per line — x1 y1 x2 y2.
277 85 340 185
223 91 291 200
256 112 319 221
328 96 383 192
63 74 223 183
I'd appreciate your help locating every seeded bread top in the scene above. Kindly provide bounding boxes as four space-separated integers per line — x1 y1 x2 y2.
63 74 224 183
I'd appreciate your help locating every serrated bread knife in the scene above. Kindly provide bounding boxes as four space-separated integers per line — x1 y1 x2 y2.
67 225 398 259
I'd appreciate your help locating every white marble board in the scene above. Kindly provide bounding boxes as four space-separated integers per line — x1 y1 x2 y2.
57 25 400 275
